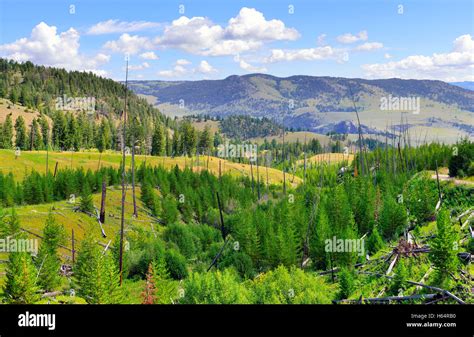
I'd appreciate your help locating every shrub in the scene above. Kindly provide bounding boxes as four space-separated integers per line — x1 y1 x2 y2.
165 249 188 280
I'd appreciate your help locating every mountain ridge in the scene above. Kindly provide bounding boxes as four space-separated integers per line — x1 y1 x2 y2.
127 74 474 142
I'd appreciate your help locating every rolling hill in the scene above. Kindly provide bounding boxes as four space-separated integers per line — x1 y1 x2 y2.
128 74 474 143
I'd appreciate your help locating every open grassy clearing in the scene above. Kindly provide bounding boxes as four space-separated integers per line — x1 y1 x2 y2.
0 149 300 186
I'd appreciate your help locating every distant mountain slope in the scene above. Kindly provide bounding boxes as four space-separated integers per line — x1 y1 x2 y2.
128 74 474 142
450 81 474 91
0 58 167 124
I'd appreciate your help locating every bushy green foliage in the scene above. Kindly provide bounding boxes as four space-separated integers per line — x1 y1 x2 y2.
379 194 407 240
252 266 335 304
164 223 196 258
36 212 66 291
74 233 121 304
429 209 459 284
390 258 408 296
165 249 188 280
161 194 179 225
367 227 384 255
78 182 94 214
338 267 355 300
182 268 251 304
449 138 474 177
2 210 39 303
404 173 438 223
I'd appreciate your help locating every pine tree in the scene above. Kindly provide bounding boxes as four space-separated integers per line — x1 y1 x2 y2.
198 125 212 154
74 234 121 304
1 114 13 149
14 116 28 150
151 124 164 156
38 115 50 149
338 267 355 299
36 212 66 291
29 118 42 150
180 120 197 156
429 209 459 283
161 194 179 225
52 111 67 150
309 202 331 270
3 249 40 303
390 258 408 295
2 210 39 303
153 256 176 304
379 194 407 240
367 226 384 255
79 182 94 214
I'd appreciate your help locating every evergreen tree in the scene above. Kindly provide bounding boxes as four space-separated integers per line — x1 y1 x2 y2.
2 210 39 303
390 258 408 295
29 118 42 150
153 256 177 304
338 267 355 299
38 115 50 149
180 120 197 156
198 125 212 154
366 226 384 255
79 183 94 214
52 111 67 150
3 248 40 303
36 212 66 291
161 194 179 225
1 114 13 149
14 116 28 150
74 233 121 304
379 194 407 240
309 202 331 270
151 124 164 156
429 209 459 283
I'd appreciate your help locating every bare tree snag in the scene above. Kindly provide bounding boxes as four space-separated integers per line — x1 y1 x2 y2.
132 138 138 218
100 180 106 223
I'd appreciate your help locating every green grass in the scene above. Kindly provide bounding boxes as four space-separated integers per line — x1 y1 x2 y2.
0 149 299 186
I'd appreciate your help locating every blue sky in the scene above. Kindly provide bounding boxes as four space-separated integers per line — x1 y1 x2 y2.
0 0 472 81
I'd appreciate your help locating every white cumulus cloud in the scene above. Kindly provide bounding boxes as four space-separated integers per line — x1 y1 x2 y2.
354 42 384 52
361 34 474 81
0 22 110 75
128 62 150 71
264 46 346 63
336 30 368 44
154 7 299 56
196 60 217 74
88 19 161 35
234 55 267 72
103 33 153 54
139 51 159 60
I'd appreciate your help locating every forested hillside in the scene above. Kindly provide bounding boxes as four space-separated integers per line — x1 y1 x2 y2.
0 60 472 306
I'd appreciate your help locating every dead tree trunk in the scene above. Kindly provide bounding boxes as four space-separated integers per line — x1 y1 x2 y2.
53 162 58 178
132 138 137 218
119 57 129 287
250 160 255 195
71 229 75 265
99 180 106 223
256 156 261 200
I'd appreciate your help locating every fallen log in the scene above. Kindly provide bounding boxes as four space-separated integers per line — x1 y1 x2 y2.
334 293 438 304
358 271 466 304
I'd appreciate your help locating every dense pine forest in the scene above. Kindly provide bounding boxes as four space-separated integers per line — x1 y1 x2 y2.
0 60 472 305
